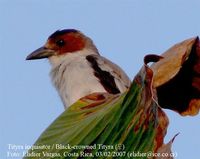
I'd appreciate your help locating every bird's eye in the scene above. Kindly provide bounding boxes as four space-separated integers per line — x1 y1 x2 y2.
56 39 65 47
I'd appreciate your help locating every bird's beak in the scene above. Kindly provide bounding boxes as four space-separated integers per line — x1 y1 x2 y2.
26 46 55 60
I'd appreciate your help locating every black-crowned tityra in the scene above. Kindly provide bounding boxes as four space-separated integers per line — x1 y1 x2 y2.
26 29 131 109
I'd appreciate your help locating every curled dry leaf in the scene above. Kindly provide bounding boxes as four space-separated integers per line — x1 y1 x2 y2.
156 133 179 159
151 37 200 116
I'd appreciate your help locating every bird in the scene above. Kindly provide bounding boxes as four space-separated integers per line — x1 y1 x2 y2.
26 29 131 109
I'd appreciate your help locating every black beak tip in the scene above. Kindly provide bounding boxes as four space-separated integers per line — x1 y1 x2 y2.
26 56 31 60
26 54 35 60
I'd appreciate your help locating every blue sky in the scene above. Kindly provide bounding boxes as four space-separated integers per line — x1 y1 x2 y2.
1 0 200 158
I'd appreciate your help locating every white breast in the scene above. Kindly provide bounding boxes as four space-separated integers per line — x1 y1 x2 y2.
49 49 131 109
50 49 106 108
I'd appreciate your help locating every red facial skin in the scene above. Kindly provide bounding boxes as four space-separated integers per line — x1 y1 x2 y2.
46 32 86 55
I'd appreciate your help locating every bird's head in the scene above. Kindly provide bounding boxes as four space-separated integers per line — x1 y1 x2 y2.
26 29 98 61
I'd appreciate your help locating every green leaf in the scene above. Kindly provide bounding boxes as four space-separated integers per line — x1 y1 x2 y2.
24 59 169 159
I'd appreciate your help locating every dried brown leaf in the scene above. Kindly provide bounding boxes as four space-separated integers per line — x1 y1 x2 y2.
155 133 179 159
151 37 200 116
